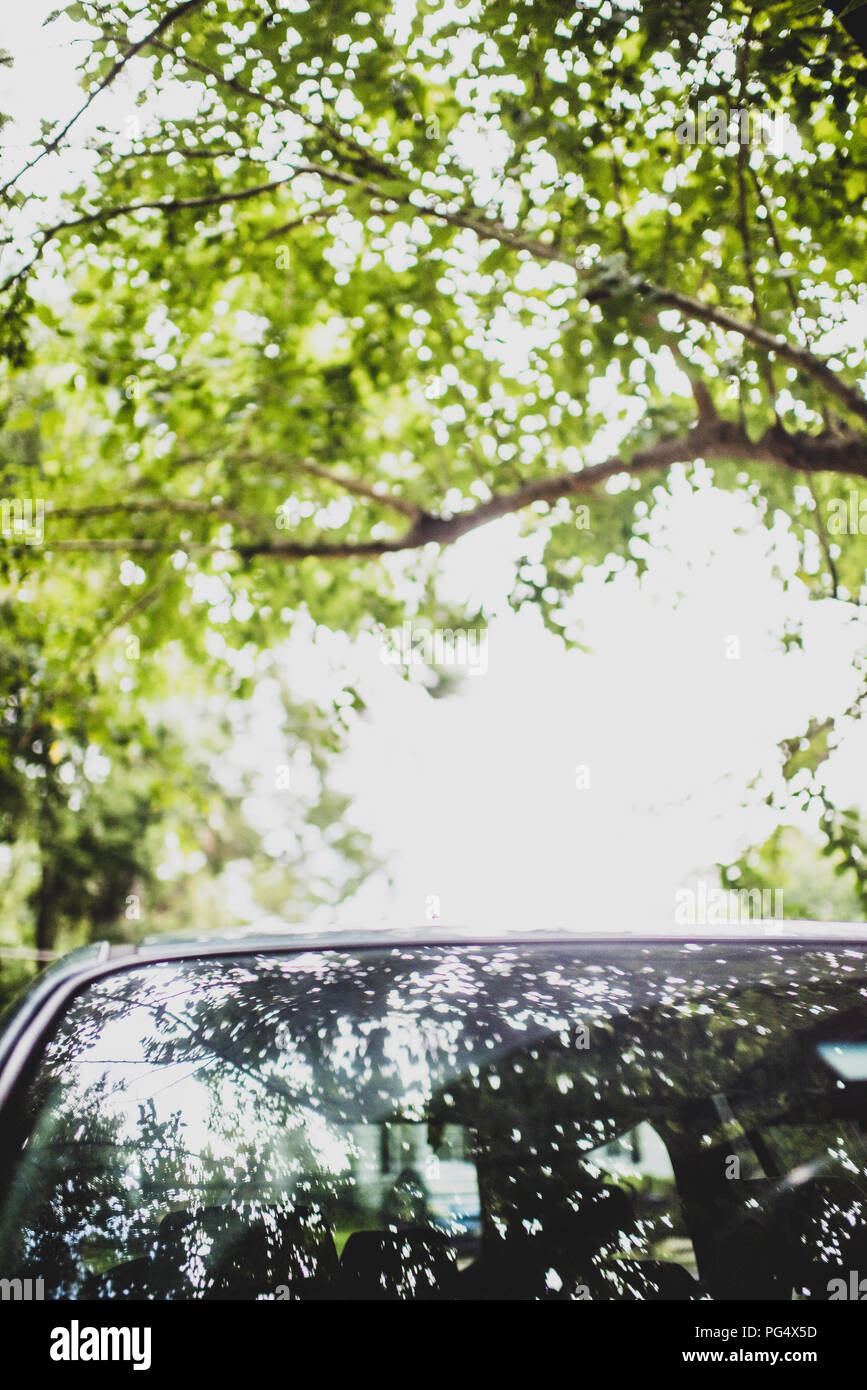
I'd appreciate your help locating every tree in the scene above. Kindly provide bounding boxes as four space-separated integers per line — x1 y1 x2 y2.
1 0 867 947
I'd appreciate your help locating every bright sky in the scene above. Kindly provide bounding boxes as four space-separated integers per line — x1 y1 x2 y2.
3 3 867 933
289 505 867 929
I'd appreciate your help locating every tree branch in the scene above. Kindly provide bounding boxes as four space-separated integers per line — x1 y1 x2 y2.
0 0 209 200
135 34 396 179
41 420 867 561
667 340 719 424
0 177 295 296
624 281 867 427
48 497 257 529
4 113 865 429
293 460 423 520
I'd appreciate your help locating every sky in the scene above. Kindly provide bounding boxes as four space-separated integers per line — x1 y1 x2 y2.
3 2 867 933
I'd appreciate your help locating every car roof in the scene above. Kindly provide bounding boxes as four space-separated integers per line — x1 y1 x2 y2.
2 919 866 1111
9 918 867 1022
92 916 867 956
134 918 867 950
10 918 867 990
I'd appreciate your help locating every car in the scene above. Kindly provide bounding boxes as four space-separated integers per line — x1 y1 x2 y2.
1 921 867 1301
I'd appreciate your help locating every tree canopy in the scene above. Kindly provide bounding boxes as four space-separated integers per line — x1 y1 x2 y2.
1 0 866 975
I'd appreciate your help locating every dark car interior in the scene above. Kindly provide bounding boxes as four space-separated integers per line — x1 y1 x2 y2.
70 1153 867 1301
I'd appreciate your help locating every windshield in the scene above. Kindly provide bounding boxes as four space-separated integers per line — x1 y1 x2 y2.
2 941 867 1300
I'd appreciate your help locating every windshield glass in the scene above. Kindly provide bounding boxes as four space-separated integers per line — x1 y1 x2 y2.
2 941 867 1300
